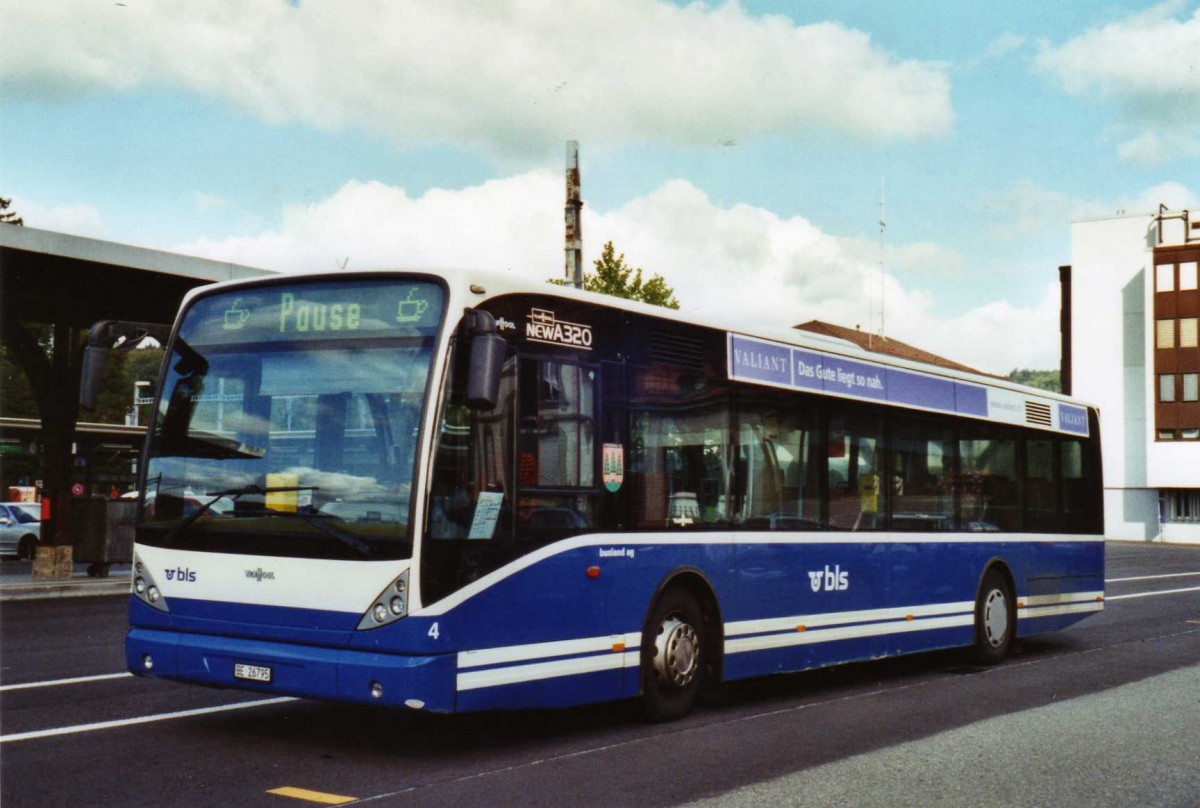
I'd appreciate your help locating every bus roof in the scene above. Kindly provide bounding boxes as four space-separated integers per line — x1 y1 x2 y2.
176 265 1098 414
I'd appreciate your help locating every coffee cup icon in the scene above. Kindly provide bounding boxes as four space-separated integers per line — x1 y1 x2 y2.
223 299 251 330
396 290 429 323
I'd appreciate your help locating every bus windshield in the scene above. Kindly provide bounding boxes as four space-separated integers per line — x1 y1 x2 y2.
139 278 444 560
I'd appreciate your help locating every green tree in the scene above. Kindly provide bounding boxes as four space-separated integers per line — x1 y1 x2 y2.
0 196 24 226
551 241 680 309
1008 368 1061 393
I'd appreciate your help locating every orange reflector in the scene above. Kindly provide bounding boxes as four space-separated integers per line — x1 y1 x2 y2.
1017 601 1026 608
1096 595 1104 602
795 625 806 632
586 566 601 579
612 643 625 653
906 614 914 621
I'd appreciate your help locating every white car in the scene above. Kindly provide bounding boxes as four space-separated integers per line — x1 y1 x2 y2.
0 502 41 559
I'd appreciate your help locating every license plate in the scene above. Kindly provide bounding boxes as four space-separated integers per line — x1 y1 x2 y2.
233 663 272 683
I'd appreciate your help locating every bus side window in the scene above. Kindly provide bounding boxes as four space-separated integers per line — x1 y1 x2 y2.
516 359 598 545
1024 437 1059 532
826 409 885 531
958 426 1019 532
888 416 956 532
736 393 821 530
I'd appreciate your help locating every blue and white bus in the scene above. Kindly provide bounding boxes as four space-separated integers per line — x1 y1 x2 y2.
114 269 1104 721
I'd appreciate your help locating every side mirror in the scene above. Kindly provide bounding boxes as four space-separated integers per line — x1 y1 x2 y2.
464 309 506 410
79 342 110 411
79 320 172 411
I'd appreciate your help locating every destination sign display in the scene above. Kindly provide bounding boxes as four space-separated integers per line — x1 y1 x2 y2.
180 280 444 345
728 333 1088 437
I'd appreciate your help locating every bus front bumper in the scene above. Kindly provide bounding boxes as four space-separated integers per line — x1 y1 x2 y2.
126 627 456 712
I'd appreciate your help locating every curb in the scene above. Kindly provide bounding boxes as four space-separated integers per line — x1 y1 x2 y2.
0 578 131 602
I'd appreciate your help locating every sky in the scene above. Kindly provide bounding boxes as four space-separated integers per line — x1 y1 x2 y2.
2 0 1198 375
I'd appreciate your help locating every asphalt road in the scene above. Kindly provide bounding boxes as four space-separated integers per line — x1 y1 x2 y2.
2 542 1198 808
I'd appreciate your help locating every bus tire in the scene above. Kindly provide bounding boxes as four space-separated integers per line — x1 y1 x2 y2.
641 587 704 722
18 535 36 561
971 569 1014 665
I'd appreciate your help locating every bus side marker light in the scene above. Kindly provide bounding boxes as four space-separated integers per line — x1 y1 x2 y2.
1017 601 1026 608
612 643 625 653
586 566 601 579
795 625 806 633
1096 596 1104 602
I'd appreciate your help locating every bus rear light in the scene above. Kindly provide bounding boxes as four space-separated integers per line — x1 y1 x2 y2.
370 682 384 699
586 566 601 579
142 654 154 671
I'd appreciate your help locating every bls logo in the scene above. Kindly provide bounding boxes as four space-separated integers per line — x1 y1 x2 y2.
808 565 849 592
163 567 197 583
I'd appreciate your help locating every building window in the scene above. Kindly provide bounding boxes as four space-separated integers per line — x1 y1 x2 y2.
1164 490 1200 522
1181 318 1198 348
1183 373 1199 402
1181 262 1199 291
1157 319 1176 349
1156 264 1175 292
1182 429 1200 440
1160 374 1176 402
1158 430 1176 440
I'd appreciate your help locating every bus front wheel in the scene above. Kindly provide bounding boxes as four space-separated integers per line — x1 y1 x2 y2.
971 569 1014 665
641 587 704 722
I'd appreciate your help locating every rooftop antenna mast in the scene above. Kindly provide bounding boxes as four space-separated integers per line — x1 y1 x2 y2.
565 141 584 289
878 178 887 344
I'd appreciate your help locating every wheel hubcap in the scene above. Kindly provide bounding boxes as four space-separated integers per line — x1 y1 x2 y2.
654 616 699 688
983 589 1009 647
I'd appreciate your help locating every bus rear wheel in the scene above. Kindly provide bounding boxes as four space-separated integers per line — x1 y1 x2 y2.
641 587 704 722
17 535 36 561
971 569 1014 665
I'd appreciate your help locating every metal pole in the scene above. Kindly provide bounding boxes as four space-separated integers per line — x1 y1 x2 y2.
565 141 583 289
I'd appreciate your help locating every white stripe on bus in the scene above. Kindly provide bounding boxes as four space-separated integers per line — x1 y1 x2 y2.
724 613 976 656
725 601 975 638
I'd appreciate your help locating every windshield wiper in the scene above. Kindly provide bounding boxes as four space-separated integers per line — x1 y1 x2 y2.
161 484 374 557
160 484 317 547
255 508 375 557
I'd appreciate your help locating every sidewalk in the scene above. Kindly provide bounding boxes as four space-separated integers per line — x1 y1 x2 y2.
0 562 131 601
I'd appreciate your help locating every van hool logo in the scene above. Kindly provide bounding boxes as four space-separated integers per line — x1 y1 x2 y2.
164 567 196 583
526 308 593 350
245 568 276 582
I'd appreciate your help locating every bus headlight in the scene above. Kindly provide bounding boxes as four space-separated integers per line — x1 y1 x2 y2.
130 554 170 613
358 569 410 630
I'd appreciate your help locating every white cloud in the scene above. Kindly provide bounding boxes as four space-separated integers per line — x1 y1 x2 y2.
0 0 953 156
11 197 106 237
1034 2 1200 135
176 170 1062 374
1116 131 1200 165
982 179 1199 241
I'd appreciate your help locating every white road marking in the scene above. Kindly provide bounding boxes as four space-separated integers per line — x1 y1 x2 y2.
0 672 131 692
1104 585 1200 602
0 697 296 744
1106 571 1200 583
